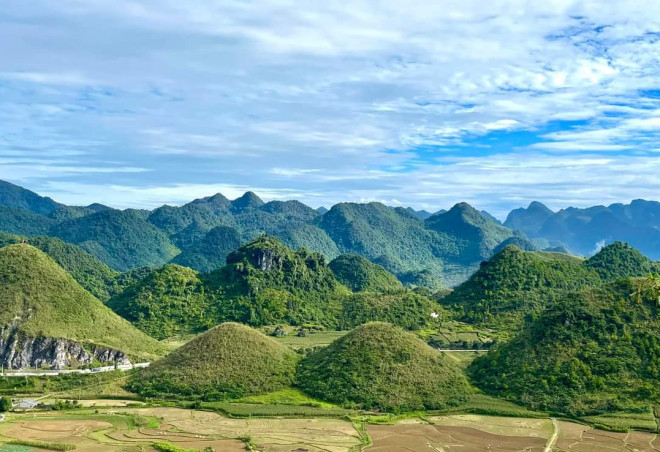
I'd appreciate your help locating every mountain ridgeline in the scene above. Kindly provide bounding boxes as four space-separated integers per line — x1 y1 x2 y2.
504 200 660 260
0 179 614 289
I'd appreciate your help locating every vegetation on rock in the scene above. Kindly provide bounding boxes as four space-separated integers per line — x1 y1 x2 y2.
0 244 164 360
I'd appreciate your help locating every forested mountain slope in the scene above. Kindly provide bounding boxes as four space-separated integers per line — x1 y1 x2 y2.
469 278 660 414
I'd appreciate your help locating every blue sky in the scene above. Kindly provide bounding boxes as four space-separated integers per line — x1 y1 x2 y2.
1 1 660 219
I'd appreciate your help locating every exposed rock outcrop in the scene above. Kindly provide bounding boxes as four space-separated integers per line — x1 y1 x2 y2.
0 326 130 370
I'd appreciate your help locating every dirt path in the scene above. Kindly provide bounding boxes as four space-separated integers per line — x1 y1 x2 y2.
544 418 559 452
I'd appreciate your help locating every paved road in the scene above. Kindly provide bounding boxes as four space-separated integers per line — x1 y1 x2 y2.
544 417 559 452
1 362 150 377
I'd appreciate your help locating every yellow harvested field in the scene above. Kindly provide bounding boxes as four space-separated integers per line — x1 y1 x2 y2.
367 415 553 451
1 408 657 452
554 420 659 452
0 407 362 452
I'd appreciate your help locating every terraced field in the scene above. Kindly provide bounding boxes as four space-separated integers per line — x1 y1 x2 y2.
554 420 659 452
367 415 552 451
1 407 658 452
0 407 363 452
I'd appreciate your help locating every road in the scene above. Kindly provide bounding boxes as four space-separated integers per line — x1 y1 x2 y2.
1 362 150 377
437 349 489 352
544 417 559 452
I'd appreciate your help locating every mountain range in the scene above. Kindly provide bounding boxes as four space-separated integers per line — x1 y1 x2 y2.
0 179 659 289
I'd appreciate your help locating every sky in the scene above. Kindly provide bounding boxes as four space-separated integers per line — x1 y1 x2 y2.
1 1 660 219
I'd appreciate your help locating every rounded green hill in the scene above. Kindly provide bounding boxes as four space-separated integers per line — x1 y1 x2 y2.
296 322 470 411
329 253 403 292
128 322 299 399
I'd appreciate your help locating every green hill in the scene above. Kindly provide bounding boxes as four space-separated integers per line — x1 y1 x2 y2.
504 201 554 236
128 322 298 399
338 292 444 330
0 245 164 366
534 200 660 259
0 180 62 215
329 253 403 292
206 236 349 327
469 279 660 415
491 236 538 255
108 264 215 339
442 242 657 334
0 233 118 301
296 322 470 411
585 241 659 281
441 246 601 333
110 237 439 335
51 209 179 271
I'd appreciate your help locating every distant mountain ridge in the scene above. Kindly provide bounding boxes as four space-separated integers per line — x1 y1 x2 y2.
505 199 660 259
0 179 657 287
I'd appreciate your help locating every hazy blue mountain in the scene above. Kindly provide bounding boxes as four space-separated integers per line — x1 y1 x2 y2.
480 210 502 225
504 201 554 236
536 200 660 258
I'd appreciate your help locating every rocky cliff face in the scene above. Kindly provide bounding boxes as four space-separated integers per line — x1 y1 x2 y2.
0 325 130 370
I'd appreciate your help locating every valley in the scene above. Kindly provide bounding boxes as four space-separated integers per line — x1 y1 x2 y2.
0 181 658 451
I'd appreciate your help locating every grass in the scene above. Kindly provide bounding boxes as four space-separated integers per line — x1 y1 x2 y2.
153 442 197 452
235 388 340 408
0 370 137 397
0 446 34 452
160 334 198 351
0 245 165 360
201 401 351 417
583 410 658 432
272 330 348 349
6 440 75 451
432 393 547 418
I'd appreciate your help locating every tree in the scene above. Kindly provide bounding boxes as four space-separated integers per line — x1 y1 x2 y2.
0 396 11 412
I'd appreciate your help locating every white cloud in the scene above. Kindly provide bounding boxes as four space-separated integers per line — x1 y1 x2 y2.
0 1 660 212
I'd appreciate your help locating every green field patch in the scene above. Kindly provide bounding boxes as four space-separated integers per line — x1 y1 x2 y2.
6 440 74 451
431 393 546 418
235 388 340 408
273 330 348 349
0 445 35 452
583 410 658 432
201 400 352 417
